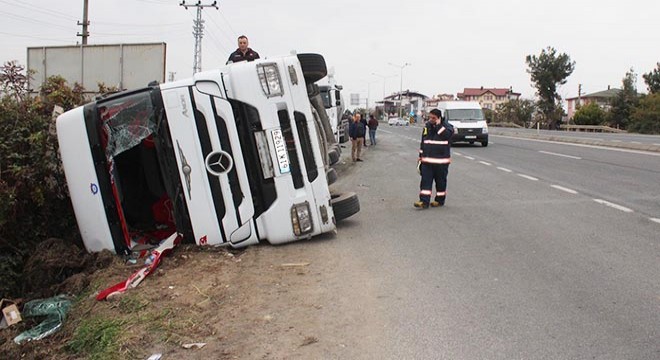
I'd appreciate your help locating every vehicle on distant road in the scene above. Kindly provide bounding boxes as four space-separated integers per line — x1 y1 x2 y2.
436 101 488 147
388 117 408 126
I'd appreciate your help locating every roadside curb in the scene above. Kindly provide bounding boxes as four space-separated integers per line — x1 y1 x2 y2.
490 130 660 153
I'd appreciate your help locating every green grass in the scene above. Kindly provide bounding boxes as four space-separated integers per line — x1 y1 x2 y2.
66 316 126 360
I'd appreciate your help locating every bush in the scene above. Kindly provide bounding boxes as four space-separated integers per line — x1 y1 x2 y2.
0 61 85 298
572 102 606 125
628 93 660 134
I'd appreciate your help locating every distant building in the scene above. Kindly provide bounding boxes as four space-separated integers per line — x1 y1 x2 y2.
456 87 521 110
566 86 621 119
383 90 429 116
424 94 455 112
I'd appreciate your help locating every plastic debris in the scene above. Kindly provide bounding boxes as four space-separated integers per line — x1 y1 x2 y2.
13 295 72 344
182 342 206 349
146 354 162 360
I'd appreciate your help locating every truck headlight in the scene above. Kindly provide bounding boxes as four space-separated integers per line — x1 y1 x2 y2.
257 63 283 97
291 202 313 236
483 125 488 134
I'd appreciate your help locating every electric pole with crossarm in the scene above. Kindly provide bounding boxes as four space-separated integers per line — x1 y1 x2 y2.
180 1 218 74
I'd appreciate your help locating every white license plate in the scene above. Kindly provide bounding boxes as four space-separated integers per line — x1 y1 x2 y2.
465 135 477 139
271 129 290 174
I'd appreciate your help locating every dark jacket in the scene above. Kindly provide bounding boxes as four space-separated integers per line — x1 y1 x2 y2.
368 117 378 130
418 120 454 164
348 120 366 139
227 48 260 64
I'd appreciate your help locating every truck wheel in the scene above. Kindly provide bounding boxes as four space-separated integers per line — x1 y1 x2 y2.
297 53 327 83
326 168 338 185
328 146 340 166
331 192 360 222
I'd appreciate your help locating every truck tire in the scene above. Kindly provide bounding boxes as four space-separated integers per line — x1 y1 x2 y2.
331 192 360 222
328 146 340 166
326 168 338 185
298 54 327 83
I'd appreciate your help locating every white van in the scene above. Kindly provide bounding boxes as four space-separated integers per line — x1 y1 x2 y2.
56 53 359 255
436 101 488 147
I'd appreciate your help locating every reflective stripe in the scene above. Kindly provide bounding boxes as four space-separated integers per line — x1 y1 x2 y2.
437 127 446 135
418 149 423 154
420 190 432 195
435 191 446 196
420 157 451 164
423 140 448 145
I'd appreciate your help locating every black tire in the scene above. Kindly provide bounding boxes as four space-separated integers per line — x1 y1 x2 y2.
481 141 488 147
326 168 338 185
328 146 340 166
331 192 360 222
297 53 327 83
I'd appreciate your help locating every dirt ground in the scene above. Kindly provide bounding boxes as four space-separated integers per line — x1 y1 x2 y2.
0 232 365 360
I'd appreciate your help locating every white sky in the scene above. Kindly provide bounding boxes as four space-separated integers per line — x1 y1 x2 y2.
2 0 658 106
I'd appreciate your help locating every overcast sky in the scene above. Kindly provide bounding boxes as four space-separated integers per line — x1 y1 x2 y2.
2 0 659 106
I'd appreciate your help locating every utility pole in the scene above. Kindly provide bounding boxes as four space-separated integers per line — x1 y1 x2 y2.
77 0 90 44
388 62 411 118
180 1 218 74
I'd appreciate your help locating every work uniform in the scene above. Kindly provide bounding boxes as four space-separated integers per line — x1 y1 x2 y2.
226 48 260 64
418 119 454 206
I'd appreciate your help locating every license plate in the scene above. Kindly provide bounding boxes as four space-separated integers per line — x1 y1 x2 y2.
271 129 290 174
465 135 477 139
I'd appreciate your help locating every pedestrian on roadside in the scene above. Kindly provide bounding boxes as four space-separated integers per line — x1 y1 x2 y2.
367 114 379 145
226 35 260 64
414 108 454 209
348 113 366 162
360 113 369 147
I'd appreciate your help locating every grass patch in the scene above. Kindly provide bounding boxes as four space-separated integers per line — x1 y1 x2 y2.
66 316 126 360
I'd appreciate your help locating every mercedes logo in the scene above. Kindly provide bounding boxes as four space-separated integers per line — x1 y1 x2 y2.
205 150 233 176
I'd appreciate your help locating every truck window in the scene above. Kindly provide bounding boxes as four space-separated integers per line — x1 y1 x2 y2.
319 88 332 109
294 111 318 183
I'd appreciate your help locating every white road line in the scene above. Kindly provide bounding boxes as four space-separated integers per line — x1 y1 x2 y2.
497 167 512 172
538 150 582 160
518 174 539 181
479 161 492 166
611 140 622 142
593 199 633 213
492 135 660 157
650 218 660 224
631 141 642 144
465 156 475 160
454 151 463 156
654 143 660 146
551 185 578 194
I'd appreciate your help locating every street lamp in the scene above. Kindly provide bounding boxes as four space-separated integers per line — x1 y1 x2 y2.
388 62 411 118
372 72 397 117
364 80 379 116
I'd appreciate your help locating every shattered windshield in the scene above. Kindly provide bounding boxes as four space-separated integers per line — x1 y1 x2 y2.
99 91 158 160
447 109 484 121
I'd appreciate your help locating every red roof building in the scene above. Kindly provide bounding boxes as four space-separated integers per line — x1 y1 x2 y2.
457 87 521 110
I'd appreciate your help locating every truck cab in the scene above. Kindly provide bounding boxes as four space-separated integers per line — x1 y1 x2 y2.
318 74 348 144
56 53 359 255
436 101 489 147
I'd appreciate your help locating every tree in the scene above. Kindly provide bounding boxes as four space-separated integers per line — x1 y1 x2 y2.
0 61 31 102
642 62 660 94
526 47 575 130
609 68 638 129
495 99 536 127
572 102 606 125
628 93 660 134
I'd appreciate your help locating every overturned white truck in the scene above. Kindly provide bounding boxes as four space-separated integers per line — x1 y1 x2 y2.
56 53 359 255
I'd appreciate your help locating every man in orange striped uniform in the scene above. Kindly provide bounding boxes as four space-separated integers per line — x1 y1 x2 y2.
414 108 454 209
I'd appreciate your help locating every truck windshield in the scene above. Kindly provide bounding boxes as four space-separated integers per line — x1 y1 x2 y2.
447 109 484 121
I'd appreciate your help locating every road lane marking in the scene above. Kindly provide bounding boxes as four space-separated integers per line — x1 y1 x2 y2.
497 167 512 173
479 161 492 166
465 156 475 160
454 151 463 156
539 150 582 160
593 199 633 213
551 185 578 194
491 135 660 157
631 141 641 144
650 218 660 224
518 174 538 181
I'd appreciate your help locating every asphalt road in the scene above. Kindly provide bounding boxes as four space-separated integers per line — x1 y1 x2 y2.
323 125 660 359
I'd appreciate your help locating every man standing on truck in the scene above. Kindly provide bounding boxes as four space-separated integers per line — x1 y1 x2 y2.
226 35 260 64
414 109 454 209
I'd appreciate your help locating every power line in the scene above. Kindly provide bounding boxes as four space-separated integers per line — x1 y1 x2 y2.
0 0 78 21
179 0 218 74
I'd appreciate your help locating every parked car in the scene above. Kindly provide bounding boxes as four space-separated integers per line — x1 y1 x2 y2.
388 117 408 126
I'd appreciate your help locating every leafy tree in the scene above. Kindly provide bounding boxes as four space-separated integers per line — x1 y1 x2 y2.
0 61 32 102
609 68 638 129
628 93 660 134
526 47 575 129
572 102 606 125
483 108 495 123
495 99 536 127
642 62 660 94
